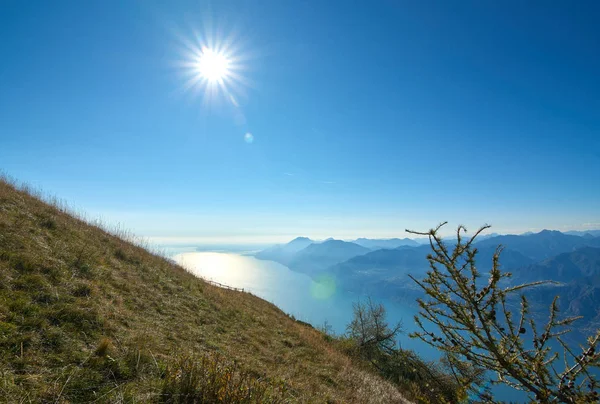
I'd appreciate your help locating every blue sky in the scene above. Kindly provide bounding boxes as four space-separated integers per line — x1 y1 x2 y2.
1 1 599 244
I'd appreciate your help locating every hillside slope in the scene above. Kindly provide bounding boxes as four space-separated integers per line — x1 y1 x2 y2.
515 246 600 283
0 179 408 403
515 247 600 326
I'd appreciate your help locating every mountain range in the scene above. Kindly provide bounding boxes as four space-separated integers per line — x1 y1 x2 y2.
509 246 600 324
255 230 600 324
474 229 600 261
566 230 600 237
515 246 600 283
287 240 370 274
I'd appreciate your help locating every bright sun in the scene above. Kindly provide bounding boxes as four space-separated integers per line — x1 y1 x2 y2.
196 47 231 83
176 28 247 105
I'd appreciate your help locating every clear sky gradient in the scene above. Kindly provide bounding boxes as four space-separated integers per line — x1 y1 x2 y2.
1 1 599 244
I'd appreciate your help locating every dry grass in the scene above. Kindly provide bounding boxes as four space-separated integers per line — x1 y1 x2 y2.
160 352 288 403
0 176 410 403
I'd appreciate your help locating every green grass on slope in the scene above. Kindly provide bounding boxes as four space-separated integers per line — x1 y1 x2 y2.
0 178 409 404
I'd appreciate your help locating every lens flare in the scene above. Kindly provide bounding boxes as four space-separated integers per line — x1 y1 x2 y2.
310 274 337 300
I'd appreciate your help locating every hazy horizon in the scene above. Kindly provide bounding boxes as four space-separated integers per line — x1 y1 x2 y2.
147 227 600 248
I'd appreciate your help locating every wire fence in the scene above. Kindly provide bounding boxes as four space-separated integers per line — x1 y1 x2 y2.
203 278 244 292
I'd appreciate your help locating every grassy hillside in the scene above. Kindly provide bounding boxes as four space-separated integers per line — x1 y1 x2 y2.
0 178 409 403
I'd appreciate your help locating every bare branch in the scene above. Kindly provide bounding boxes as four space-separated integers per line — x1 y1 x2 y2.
409 223 600 403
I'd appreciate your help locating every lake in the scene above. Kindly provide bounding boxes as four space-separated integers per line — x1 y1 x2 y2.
173 250 523 402
173 251 434 354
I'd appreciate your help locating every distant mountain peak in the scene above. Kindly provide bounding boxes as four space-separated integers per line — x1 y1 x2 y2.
320 239 351 246
291 236 312 242
566 230 600 238
538 229 560 235
254 237 314 266
286 240 370 274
